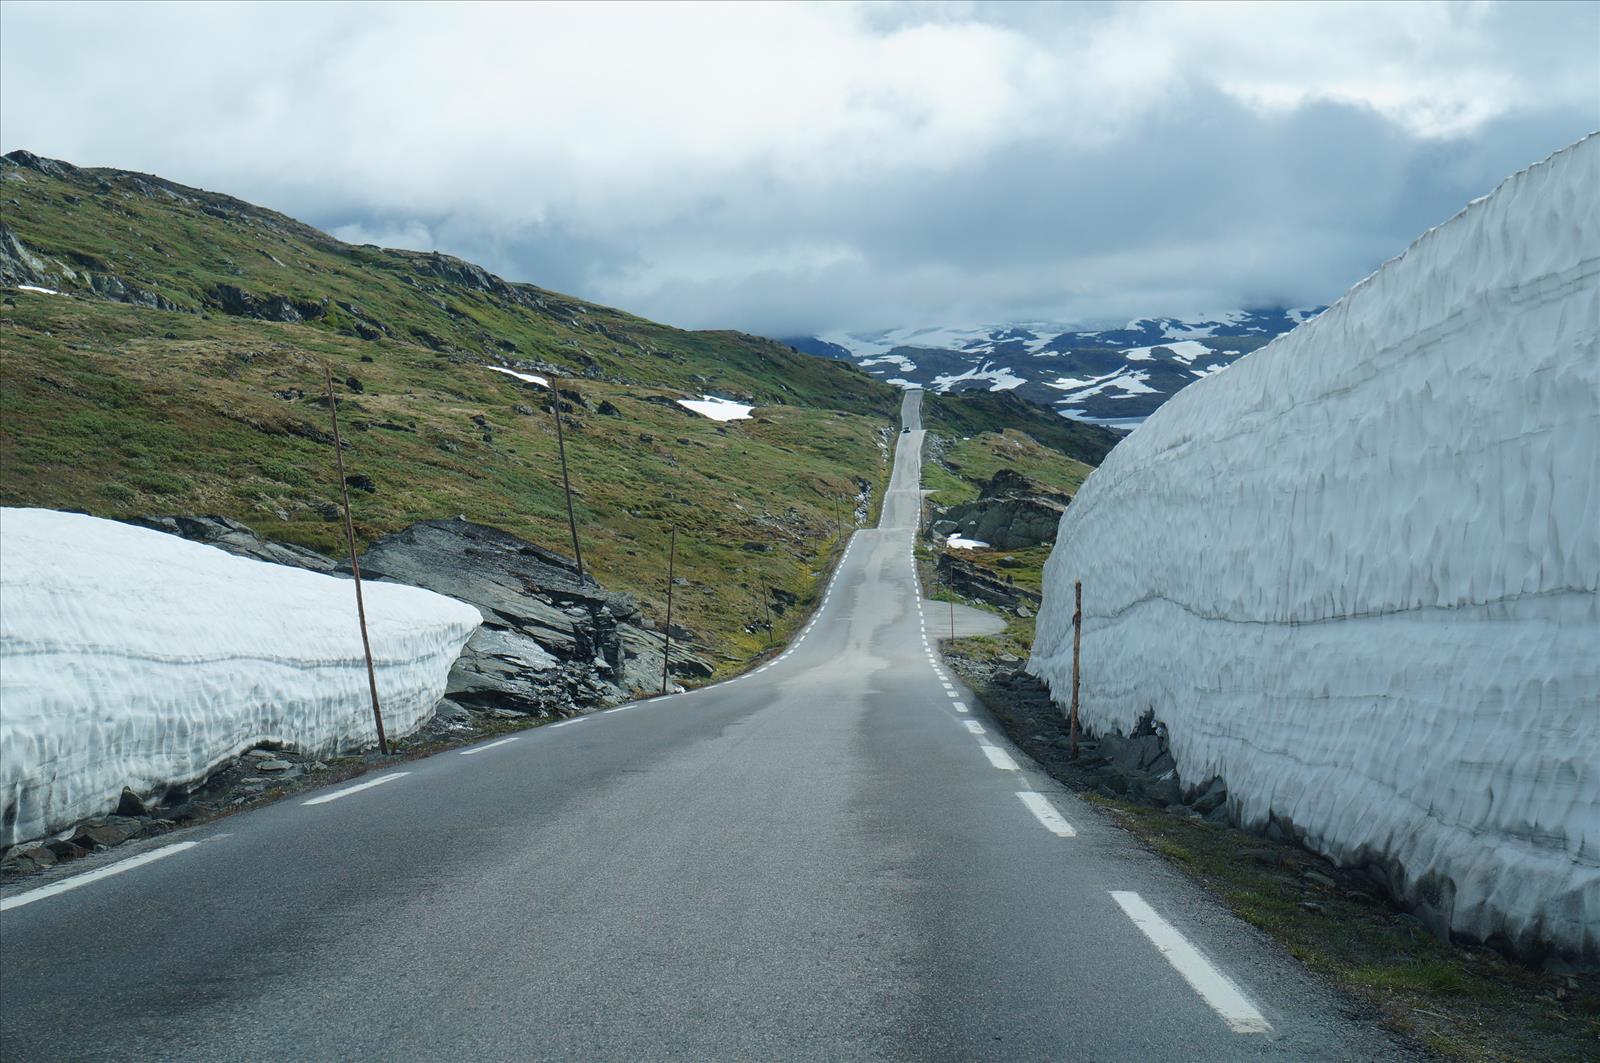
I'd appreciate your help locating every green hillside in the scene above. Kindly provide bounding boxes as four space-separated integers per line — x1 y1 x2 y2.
0 149 1115 670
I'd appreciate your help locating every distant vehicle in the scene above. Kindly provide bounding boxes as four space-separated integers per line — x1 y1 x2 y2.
901 427 911 433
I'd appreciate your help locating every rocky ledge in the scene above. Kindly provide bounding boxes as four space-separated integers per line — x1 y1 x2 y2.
931 468 1069 550
131 514 712 718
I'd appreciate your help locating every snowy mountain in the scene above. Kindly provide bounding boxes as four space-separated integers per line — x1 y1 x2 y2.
782 308 1322 427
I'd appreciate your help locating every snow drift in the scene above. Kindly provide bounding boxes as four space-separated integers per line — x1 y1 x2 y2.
1030 136 1599 961
0 509 481 846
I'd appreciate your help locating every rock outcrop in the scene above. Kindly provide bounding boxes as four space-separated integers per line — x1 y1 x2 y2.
126 515 339 572
934 468 1068 549
355 519 711 715
132 514 712 720
935 551 1042 615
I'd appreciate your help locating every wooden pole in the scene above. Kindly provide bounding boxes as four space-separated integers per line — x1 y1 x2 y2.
762 591 772 648
550 376 586 586
324 364 389 756
661 527 677 695
1070 579 1082 760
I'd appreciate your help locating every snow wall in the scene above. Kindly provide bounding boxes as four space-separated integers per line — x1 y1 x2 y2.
1029 135 1599 962
0 509 482 846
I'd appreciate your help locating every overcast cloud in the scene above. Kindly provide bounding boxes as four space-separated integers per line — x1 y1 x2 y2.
2 1 1595 333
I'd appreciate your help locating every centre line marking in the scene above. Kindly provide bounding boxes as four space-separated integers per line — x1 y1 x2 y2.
1110 891 1272 1033
303 772 411 806
460 736 521 756
0 841 202 912
1017 792 1077 837
963 720 985 734
979 743 1019 771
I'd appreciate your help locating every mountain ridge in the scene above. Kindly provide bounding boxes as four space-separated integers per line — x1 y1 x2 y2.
780 307 1324 425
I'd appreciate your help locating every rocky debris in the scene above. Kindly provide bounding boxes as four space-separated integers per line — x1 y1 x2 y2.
935 552 1042 614
356 519 711 716
933 468 1069 550
209 283 326 324
124 515 339 572
3 740 360 881
86 271 184 312
597 400 621 417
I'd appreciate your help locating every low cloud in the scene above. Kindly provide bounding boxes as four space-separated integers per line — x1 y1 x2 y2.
3 1 1595 332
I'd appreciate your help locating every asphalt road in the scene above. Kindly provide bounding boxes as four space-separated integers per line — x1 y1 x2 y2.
0 390 1414 1061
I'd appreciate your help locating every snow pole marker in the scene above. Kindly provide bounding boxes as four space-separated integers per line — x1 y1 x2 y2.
323 363 389 756
661 526 677 696
1070 579 1082 760
549 375 586 587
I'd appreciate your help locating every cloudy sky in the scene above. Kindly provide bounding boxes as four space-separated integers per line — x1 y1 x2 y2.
2 1 1595 334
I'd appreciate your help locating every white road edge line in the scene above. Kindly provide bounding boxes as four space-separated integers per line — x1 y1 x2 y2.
979 743 1019 771
953 701 969 712
550 717 587 727
302 771 411 806
1110 891 1272 1034
459 736 521 756
0 841 202 912
964 720 985 734
1017 791 1077 837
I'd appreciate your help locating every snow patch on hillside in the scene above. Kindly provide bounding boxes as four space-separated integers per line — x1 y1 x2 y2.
678 395 754 421
0 509 481 846
1030 136 1600 961
485 365 549 387
1122 339 1212 364
929 362 1026 393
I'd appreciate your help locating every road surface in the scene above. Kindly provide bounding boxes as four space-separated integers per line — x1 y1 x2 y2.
0 390 1413 1061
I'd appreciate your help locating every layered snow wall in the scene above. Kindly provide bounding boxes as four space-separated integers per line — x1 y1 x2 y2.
0 509 481 846
1030 136 1599 962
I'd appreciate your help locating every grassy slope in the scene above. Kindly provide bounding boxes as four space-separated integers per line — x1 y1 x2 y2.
921 388 1120 467
0 153 1119 674
925 429 1094 508
0 153 891 415
0 292 891 672
0 155 918 673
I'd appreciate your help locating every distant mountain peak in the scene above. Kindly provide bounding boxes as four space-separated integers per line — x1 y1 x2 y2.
778 307 1323 428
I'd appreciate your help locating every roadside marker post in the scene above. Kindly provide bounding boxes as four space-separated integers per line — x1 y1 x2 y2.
1070 579 1082 759
322 363 389 756
661 527 677 695
549 376 586 587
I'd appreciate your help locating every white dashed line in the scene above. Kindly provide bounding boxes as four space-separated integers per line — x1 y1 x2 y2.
549 717 587 728
302 772 410 806
459 736 521 756
1017 791 1077 837
963 720 985 734
979 744 1019 771
0 841 203 912
1110 891 1272 1033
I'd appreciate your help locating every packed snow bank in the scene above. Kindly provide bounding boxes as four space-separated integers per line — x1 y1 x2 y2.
677 395 754 421
1030 136 1600 962
0 509 481 846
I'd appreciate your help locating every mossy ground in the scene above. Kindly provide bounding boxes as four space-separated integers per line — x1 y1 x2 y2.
1 292 890 673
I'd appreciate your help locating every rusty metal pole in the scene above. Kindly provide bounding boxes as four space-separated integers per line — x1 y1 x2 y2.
549 377 586 586
660 527 676 695
950 595 955 641
324 364 389 756
1070 579 1082 760
763 592 772 648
